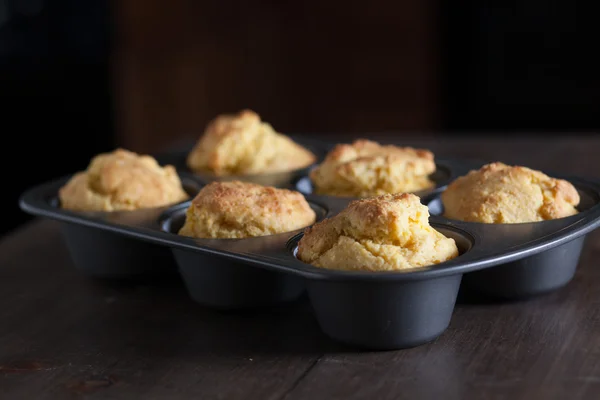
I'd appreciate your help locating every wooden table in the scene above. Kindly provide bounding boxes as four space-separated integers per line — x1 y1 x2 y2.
2 135 600 399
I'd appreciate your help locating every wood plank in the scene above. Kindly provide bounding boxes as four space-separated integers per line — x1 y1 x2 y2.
0 222 323 399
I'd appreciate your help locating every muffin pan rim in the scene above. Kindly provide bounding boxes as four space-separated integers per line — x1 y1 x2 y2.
19 158 600 282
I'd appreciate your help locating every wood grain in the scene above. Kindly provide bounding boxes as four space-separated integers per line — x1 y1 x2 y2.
0 221 329 399
2 136 600 399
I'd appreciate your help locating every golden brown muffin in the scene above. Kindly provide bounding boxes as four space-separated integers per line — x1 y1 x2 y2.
186 110 316 175
58 149 189 211
441 162 580 223
297 193 459 272
178 181 317 238
309 139 436 197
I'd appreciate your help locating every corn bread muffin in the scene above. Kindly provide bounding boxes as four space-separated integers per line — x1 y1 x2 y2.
297 193 459 271
441 162 580 223
309 139 436 197
186 110 316 175
178 181 317 238
58 149 189 212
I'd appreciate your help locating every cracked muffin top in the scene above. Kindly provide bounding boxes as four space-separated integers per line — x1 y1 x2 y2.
59 149 189 211
186 110 316 176
309 139 436 197
178 181 317 239
441 162 580 223
297 192 458 271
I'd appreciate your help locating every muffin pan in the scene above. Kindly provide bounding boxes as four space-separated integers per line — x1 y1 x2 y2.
19 153 600 350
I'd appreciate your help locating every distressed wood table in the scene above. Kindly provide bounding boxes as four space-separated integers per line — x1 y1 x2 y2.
2 135 600 400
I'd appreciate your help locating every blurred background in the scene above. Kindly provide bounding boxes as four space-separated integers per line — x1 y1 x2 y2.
1 0 599 234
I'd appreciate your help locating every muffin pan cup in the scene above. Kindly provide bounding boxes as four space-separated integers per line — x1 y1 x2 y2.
306 275 463 350
21 175 202 280
19 157 600 350
460 236 585 299
173 249 306 309
60 223 178 279
159 202 328 309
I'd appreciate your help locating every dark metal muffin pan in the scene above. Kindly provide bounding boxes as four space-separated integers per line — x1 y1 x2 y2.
19 155 600 350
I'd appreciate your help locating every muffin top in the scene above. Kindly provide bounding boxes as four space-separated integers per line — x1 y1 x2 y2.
441 162 580 223
297 193 458 271
309 139 436 197
59 149 189 212
178 181 317 239
186 110 316 175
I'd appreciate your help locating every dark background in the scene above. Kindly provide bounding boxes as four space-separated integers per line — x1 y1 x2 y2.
1 0 599 235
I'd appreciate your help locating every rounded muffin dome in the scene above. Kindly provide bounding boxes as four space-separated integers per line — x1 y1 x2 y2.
309 139 436 197
178 181 317 239
59 148 188 211
441 162 580 223
297 192 458 271
186 110 316 176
